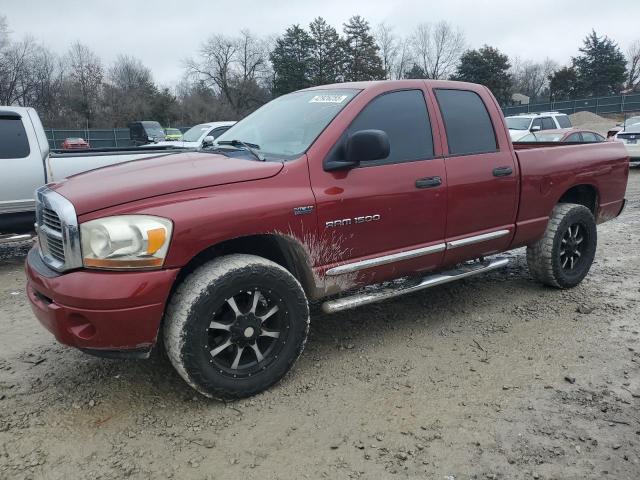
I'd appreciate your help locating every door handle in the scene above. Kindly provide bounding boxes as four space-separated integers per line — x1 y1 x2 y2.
415 176 442 188
492 166 513 177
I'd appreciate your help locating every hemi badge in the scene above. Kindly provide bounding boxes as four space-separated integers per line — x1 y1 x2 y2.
294 206 314 216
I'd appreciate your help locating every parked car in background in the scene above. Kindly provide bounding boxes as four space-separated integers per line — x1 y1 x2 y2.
612 123 640 165
607 115 640 139
515 128 605 143
151 121 235 149
61 137 90 149
505 112 572 141
128 121 166 145
24 80 628 399
164 127 183 141
0 107 189 237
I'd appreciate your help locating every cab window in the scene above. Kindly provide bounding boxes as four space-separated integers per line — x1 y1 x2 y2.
434 89 497 155
565 133 582 142
0 115 30 159
541 117 555 130
581 132 603 142
348 89 434 166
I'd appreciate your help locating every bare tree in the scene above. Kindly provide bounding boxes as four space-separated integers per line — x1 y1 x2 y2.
103 55 156 126
109 54 153 91
65 42 103 127
627 40 640 92
26 46 65 125
186 30 269 115
511 57 558 100
394 37 413 80
0 36 39 105
374 22 399 80
410 21 465 79
0 15 9 51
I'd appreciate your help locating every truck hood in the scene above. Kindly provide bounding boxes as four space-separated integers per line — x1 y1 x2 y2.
509 129 530 141
51 152 284 215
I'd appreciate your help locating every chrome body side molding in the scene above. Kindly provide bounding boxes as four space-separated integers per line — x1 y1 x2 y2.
325 229 511 276
325 243 446 276
446 229 510 249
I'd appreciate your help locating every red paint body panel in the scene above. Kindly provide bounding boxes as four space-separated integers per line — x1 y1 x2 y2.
25 255 178 349
52 152 284 215
25 79 630 353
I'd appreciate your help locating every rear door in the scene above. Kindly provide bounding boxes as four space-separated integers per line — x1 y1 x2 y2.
432 87 518 265
309 87 447 284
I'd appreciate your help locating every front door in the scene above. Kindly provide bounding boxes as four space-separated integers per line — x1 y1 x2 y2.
309 88 447 286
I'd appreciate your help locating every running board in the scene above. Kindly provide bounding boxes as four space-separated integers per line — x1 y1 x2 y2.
0 233 33 245
321 257 509 314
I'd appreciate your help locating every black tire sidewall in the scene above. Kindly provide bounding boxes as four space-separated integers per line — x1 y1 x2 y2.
180 261 309 398
550 207 597 288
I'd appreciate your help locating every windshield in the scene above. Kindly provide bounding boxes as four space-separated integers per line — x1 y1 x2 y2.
624 116 640 128
215 89 359 159
515 132 565 142
533 132 565 142
505 117 531 130
182 124 212 142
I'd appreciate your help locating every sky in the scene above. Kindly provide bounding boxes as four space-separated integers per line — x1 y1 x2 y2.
1 0 638 86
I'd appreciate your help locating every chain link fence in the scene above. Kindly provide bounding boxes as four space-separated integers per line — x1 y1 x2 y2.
44 127 190 149
502 92 640 117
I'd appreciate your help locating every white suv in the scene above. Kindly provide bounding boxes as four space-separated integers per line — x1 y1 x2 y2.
505 112 572 141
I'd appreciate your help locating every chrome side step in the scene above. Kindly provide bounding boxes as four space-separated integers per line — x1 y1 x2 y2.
0 233 33 245
321 257 509 314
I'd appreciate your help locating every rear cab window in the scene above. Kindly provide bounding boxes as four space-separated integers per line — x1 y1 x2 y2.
434 89 497 155
0 114 30 159
347 89 434 166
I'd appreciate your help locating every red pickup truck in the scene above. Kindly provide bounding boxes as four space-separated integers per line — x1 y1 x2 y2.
25 80 629 399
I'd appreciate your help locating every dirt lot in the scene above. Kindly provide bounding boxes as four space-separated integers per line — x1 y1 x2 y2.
1 170 639 480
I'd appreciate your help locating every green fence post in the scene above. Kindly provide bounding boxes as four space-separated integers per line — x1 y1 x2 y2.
621 94 625 113
114 129 118 147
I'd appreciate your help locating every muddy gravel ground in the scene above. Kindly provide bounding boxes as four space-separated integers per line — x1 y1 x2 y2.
1 171 639 480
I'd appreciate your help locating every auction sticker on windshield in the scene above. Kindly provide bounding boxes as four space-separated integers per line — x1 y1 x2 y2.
309 94 349 103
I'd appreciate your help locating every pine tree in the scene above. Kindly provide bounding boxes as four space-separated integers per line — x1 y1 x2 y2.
452 45 512 105
404 64 428 79
269 25 313 96
572 30 626 96
342 15 385 81
308 17 344 85
548 66 579 101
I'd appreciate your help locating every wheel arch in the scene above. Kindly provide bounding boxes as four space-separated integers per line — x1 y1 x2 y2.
556 184 599 215
170 233 319 301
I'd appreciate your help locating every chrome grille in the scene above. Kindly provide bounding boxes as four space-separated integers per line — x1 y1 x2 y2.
35 186 82 272
42 208 62 231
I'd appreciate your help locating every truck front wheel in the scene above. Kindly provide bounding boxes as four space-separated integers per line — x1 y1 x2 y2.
526 203 597 288
163 254 310 399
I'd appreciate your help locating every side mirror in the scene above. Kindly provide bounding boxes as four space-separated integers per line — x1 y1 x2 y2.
530 125 541 132
346 129 390 163
202 135 215 147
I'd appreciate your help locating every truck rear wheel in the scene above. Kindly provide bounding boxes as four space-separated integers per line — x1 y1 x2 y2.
526 203 597 288
164 254 309 399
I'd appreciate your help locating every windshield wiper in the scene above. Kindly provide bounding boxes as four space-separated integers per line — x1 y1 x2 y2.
217 140 265 161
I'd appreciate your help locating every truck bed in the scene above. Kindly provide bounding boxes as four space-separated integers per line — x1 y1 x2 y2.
510 141 629 248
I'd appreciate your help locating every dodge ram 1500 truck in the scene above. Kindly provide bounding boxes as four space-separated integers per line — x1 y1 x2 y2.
24 80 629 399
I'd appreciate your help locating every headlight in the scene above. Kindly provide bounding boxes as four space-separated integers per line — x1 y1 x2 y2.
80 215 173 270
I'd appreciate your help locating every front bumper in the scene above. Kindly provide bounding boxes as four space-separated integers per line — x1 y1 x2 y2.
25 247 179 353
